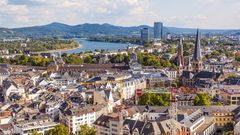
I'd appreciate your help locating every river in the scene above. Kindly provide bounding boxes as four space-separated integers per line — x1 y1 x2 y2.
64 39 135 54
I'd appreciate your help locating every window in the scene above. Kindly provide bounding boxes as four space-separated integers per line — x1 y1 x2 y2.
112 128 118 132
112 124 117 127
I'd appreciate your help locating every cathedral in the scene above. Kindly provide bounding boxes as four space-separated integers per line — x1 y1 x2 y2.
178 29 224 88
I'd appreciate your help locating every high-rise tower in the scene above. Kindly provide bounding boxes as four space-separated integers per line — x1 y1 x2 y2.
192 29 203 73
141 27 149 44
154 22 163 40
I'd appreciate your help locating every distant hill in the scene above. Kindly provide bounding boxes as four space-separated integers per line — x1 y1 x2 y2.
0 22 240 38
0 28 19 38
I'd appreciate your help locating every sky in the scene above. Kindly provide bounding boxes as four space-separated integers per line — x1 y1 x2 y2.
0 0 240 29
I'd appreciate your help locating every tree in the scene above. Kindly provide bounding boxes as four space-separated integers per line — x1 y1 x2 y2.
235 51 240 62
228 73 238 78
138 93 170 106
110 54 125 63
17 54 29 65
165 46 176 53
222 123 234 135
78 124 96 135
194 93 211 106
136 53 176 68
30 130 41 135
30 56 50 66
94 49 100 52
48 124 69 135
42 72 49 78
84 55 93 63
63 54 83 65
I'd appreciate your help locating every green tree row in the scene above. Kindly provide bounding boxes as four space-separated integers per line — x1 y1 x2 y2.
137 53 176 69
194 93 211 106
138 93 170 106
31 124 96 135
0 38 79 54
87 36 141 44
0 54 50 66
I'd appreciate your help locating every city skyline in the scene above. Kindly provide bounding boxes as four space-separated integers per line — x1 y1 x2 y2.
0 0 240 29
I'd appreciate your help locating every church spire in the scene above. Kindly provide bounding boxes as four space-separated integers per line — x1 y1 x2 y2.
178 38 183 56
193 29 202 61
192 29 203 73
177 37 184 66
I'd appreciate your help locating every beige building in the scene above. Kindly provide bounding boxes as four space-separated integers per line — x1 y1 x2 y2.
220 89 240 105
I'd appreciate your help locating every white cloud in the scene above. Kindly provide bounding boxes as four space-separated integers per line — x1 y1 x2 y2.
0 0 239 29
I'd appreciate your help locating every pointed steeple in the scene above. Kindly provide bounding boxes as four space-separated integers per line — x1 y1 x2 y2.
192 29 203 73
177 37 184 66
193 29 202 61
178 38 183 56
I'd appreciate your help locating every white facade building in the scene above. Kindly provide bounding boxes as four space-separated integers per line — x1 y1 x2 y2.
59 104 108 134
13 115 58 135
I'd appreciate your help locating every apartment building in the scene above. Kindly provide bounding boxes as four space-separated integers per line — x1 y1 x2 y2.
59 103 108 134
13 115 58 135
220 89 240 105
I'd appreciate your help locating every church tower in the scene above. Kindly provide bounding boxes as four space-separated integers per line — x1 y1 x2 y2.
177 38 184 76
186 57 192 71
47 54 58 72
177 38 184 66
192 29 203 73
56 52 65 67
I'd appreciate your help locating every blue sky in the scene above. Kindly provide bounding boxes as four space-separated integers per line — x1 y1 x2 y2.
0 0 240 29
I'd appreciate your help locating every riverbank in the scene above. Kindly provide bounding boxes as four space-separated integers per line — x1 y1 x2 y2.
31 43 82 54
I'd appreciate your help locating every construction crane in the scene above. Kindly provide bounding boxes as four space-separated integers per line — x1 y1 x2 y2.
80 80 123 112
